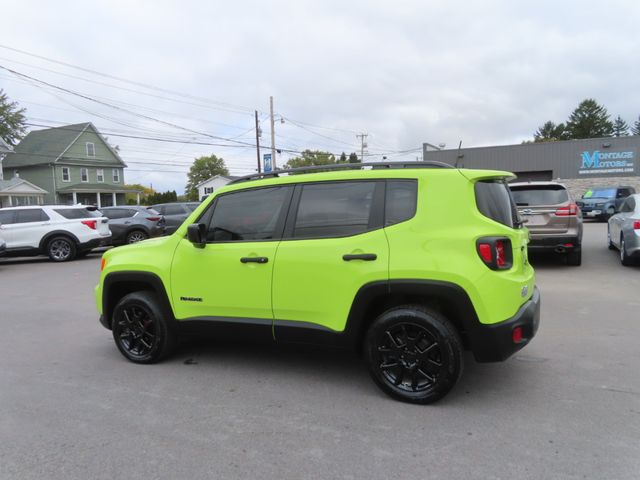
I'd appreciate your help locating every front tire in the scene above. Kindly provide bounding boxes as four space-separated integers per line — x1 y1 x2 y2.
111 291 176 363
47 236 76 262
364 305 463 404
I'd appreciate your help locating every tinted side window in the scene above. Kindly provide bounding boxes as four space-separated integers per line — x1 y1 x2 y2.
16 209 49 223
621 197 636 212
475 180 516 228
54 208 100 219
163 205 186 215
207 187 289 241
293 182 376 238
385 180 417 226
0 210 16 225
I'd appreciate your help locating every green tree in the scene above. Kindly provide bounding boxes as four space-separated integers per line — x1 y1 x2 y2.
125 183 155 204
284 150 336 169
533 121 569 142
0 89 27 146
631 115 640 136
612 115 629 137
339 152 347 163
185 154 229 200
348 152 360 163
147 190 178 204
566 98 614 139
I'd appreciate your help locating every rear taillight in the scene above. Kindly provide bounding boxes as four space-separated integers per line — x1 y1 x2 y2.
146 217 161 222
81 220 97 230
555 203 578 216
633 221 640 230
476 237 513 270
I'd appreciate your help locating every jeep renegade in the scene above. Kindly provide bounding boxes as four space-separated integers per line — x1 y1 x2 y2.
95 162 540 404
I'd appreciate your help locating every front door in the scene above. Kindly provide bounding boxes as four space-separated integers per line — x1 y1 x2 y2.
170 185 293 330
272 181 389 335
4 208 51 249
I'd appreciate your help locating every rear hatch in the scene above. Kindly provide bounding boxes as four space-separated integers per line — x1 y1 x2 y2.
510 184 571 234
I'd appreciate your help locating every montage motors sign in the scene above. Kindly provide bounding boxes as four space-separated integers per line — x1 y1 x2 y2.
578 149 636 176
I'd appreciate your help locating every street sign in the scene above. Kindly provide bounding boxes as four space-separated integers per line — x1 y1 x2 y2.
263 153 272 173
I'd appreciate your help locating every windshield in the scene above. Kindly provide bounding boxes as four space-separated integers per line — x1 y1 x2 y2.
583 188 616 199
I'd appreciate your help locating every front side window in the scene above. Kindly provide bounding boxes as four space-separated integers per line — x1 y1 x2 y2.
97 169 104 182
80 168 89 182
293 181 376 238
86 142 95 157
207 186 289 242
112 169 120 183
0 210 16 225
62 167 70 182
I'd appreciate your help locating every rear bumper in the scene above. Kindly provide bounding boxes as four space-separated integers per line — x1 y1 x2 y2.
527 235 580 252
80 235 111 251
469 287 541 362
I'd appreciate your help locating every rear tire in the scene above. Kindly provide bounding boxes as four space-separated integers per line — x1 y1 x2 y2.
111 291 176 363
46 236 76 262
566 248 582 266
620 235 634 266
364 304 463 404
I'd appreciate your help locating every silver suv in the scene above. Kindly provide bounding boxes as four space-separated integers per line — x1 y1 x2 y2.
509 182 583 266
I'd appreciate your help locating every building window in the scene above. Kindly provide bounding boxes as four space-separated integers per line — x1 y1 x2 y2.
81 168 89 182
62 167 70 182
97 169 104 183
204 187 214 194
112 169 120 183
86 142 95 157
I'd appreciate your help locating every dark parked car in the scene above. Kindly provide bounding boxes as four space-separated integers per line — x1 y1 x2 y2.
608 194 640 266
100 206 165 245
510 181 583 266
150 202 199 235
576 186 636 221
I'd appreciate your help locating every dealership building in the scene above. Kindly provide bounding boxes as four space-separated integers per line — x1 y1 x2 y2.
423 135 640 198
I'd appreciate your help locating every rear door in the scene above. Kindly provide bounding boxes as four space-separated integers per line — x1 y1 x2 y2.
272 180 389 335
510 185 571 234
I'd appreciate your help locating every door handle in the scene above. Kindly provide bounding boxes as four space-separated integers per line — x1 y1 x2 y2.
240 256 269 264
343 253 377 261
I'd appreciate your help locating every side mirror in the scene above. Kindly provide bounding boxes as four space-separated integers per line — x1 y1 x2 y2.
187 223 206 247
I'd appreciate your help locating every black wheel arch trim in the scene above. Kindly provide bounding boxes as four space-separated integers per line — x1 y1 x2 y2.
102 271 175 330
39 230 81 251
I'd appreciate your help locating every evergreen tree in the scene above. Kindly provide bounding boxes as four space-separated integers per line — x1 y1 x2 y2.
339 152 347 163
612 115 629 137
565 99 614 139
348 152 360 163
632 115 640 136
533 121 569 142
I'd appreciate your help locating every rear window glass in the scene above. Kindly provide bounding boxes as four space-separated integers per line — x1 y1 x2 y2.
54 208 101 219
475 180 516 228
510 185 569 206
583 188 616 199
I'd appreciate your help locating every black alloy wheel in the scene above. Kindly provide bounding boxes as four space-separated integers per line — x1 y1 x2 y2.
112 291 175 363
365 305 463 404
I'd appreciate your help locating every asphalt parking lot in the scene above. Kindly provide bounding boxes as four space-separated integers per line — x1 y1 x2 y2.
1 222 639 480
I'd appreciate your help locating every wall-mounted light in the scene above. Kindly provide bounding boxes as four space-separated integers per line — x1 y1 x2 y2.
602 142 612 148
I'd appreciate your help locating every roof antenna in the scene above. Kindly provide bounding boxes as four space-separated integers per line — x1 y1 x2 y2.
454 140 463 168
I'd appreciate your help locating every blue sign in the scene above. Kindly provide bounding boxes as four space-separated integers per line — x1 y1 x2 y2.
578 149 635 175
263 153 272 173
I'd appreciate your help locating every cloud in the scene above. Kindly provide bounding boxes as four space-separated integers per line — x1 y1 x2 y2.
2 0 640 192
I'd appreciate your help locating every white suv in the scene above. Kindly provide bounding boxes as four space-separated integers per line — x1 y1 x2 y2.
0 205 111 262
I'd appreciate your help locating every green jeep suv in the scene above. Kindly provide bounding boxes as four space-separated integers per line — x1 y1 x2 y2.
95 162 540 404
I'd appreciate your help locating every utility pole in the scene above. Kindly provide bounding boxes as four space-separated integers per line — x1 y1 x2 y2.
254 110 261 173
356 133 368 162
270 96 277 170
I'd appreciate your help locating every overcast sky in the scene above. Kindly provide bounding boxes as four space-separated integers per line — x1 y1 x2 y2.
2 1 639 193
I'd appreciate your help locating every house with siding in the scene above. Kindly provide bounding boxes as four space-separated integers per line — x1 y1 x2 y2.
2 123 138 206
196 174 239 200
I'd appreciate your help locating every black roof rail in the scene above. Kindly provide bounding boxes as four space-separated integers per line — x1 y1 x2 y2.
228 161 454 185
